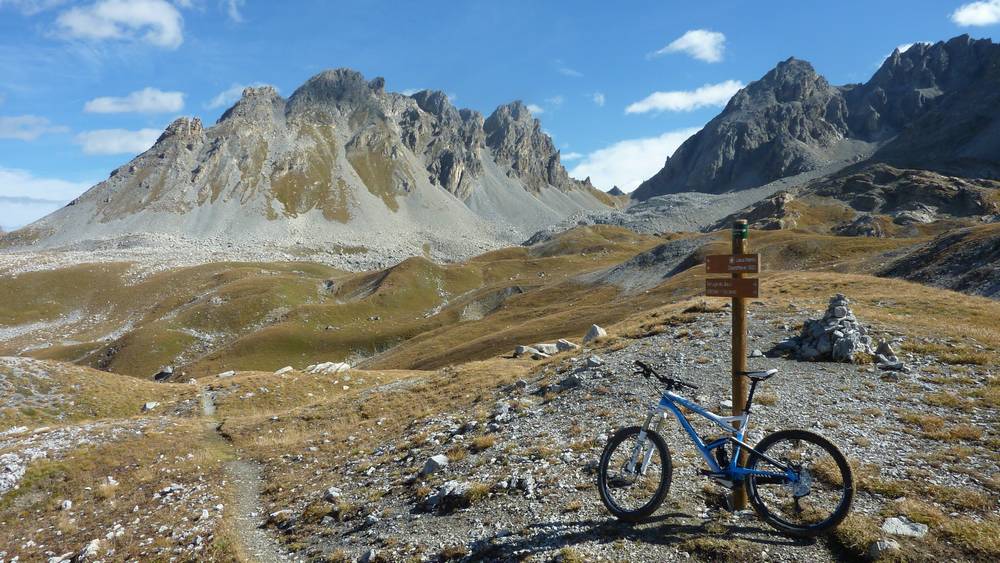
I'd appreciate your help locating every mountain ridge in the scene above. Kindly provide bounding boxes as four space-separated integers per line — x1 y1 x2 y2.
7 68 612 269
633 34 1000 200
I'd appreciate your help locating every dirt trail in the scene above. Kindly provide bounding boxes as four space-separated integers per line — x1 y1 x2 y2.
200 386 292 562
226 460 293 562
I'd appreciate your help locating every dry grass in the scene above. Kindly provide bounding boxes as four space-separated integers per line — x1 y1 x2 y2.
469 435 495 453
0 419 233 558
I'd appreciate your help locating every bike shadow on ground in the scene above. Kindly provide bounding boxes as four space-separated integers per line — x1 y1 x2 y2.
468 511 813 561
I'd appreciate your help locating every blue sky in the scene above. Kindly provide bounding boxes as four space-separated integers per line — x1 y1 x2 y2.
1 0 998 230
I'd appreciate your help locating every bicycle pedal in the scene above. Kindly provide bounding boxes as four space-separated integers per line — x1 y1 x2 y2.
700 470 735 489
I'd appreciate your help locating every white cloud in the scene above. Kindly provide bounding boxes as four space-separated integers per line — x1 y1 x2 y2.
84 87 184 113
55 0 184 49
554 59 582 77
0 115 68 140
626 80 743 114
546 95 565 106
652 29 727 63
207 83 246 109
952 0 1000 26
592 92 605 107
0 166 93 229
526 103 544 115
561 152 583 161
75 128 161 155
568 127 701 191
224 0 244 22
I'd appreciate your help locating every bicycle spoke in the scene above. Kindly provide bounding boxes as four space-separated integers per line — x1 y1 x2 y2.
604 435 665 513
749 434 849 531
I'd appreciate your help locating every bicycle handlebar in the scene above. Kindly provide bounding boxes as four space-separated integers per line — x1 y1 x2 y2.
633 360 699 391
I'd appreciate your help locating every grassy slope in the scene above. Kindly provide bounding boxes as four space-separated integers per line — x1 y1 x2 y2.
0 358 194 428
0 226 660 379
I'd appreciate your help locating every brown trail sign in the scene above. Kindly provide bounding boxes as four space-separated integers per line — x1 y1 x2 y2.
705 253 760 274
705 277 759 298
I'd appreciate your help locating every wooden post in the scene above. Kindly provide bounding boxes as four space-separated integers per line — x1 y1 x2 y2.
731 220 749 510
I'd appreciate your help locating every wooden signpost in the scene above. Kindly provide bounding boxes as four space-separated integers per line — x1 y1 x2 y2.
704 219 758 510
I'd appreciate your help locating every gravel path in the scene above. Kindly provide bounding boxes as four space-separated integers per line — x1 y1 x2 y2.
226 460 294 563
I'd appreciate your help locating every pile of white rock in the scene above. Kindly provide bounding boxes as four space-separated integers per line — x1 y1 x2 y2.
513 324 607 360
305 362 351 375
776 294 905 370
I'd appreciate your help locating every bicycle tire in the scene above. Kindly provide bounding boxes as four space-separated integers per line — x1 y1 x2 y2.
745 429 854 537
597 426 672 522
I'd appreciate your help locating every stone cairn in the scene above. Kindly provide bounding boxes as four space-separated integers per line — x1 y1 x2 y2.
777 294 898 366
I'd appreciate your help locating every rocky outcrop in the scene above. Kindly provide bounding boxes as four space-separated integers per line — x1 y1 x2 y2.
879 224 1000 298
710 191 798 231
810 164 1000 217
483 101 577 193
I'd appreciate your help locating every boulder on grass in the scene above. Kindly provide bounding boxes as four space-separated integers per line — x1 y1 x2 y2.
583 324 607 343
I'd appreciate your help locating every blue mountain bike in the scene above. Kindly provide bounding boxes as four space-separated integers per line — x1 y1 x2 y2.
597 361 853 537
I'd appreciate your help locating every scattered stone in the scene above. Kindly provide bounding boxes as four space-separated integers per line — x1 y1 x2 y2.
586 355 605 368
420 480 475 513
866 538 901 560
531 351 551 360
274 366 294 375
153 366 173 382
266 509 296 531
556 338 580 352
77 539 101 560
359 548 378 563
323 486 343 502
195 508 209 521
532 343 559 355
494 402 512 423
141 401 159 413
882 516 928 538
750 349 764 358
514 345 540 358
583 324 607 343
420 454 449 476
60 499 73 511
216 370 236 379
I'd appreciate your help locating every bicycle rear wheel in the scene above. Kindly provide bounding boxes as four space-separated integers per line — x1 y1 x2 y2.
597 426 672 522
745 429 853 537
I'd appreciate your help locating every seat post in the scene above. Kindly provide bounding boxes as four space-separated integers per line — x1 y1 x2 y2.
744 378 759 414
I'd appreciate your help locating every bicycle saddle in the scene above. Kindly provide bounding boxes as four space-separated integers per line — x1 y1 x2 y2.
741 368 778 381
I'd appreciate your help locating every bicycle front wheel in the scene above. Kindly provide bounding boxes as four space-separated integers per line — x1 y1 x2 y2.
597 426 672 522
745 429 854 537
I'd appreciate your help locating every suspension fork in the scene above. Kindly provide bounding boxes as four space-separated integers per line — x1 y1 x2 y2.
627 410 665 474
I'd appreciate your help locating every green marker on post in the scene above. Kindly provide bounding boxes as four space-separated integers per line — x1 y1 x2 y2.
732 222 749 240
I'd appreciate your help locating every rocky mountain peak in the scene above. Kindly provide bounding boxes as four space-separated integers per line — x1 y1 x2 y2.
218 85 286 124
632 55 849 199
157 117 204 144
411 90 455 117
286 68 385 116
483 101 574 192
846 35 1000 139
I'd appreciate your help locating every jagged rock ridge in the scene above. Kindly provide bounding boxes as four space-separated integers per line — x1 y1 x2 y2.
15 69 611 266
633 35 1000 200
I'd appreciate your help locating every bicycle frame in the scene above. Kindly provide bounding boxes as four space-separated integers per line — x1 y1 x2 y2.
628 389 797 485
